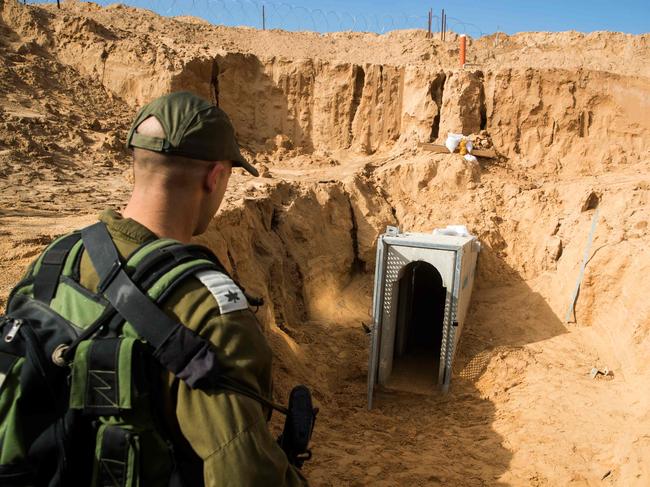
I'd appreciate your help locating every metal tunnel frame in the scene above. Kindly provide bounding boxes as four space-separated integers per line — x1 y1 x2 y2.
367 226 479 409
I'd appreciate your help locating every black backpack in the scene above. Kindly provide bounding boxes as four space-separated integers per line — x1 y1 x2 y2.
0 222 316 486
0 222 249 486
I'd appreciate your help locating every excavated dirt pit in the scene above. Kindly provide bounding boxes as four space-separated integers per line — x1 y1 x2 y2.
1 1 649 485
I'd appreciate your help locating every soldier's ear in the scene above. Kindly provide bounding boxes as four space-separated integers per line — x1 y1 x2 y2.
204 163 219 193
204 161 229 193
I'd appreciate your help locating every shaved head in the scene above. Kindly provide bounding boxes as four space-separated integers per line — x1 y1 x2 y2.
132 116 215 188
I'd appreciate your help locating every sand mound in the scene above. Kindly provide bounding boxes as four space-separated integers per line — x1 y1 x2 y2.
1 0 649 485
0 0 130 213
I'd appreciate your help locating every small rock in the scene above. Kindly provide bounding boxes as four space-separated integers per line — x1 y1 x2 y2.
545 236 562 262
274 134 293 150
589 367 613 380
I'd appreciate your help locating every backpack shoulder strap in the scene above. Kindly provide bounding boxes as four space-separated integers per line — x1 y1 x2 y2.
59 235 224 362
80 222 220 390
33 232 82 305
131 243 224 291
78 223 286 415
133 243 263 309
96 243 223 334
142 246 227 300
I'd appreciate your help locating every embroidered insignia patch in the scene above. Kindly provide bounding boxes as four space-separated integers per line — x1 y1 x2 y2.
196 270 249 314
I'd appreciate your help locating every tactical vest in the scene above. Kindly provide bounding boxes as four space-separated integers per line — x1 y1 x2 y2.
0 222 252 486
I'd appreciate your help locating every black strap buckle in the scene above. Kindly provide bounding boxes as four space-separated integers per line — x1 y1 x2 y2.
97 258 122 293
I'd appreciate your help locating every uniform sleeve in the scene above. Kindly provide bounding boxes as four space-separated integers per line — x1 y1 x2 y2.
161 277 309 487
202 411 308 487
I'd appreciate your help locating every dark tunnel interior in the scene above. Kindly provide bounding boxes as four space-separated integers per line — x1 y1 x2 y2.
390 261 447 390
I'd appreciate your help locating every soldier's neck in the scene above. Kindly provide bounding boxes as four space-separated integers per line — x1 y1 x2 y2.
123 186 199 243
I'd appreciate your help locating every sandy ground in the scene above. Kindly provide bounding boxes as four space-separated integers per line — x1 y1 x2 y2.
1 0 649 485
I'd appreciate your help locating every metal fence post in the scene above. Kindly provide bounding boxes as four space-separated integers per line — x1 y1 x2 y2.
443 12 447 41
442 9 447 41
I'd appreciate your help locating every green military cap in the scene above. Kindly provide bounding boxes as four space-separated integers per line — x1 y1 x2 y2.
126 91 258 177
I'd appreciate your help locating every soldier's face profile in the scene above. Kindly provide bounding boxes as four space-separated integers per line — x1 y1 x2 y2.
194 160 232 235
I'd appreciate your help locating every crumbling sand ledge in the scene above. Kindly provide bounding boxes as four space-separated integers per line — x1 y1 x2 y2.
1 0 649 485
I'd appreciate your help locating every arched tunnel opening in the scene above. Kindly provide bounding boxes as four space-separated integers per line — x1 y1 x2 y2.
389 261 447 390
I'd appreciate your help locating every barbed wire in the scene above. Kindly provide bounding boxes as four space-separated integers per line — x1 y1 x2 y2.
94 0 487 37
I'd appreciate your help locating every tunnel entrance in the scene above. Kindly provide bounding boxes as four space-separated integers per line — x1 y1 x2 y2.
388 261 446 392
368 229 478 407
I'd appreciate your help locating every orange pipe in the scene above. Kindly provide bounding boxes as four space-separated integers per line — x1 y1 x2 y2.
459 35 466 67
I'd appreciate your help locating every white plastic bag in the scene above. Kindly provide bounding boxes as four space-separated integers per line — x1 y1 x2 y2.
433 225 472 237
445 133 463 153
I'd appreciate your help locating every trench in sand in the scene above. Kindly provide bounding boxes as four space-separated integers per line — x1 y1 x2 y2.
192 165 644 486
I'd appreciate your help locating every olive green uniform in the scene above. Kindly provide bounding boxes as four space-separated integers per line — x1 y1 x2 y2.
78 209 308 487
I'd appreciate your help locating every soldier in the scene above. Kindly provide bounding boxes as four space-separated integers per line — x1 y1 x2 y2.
0 91 311 486
104 91 310 485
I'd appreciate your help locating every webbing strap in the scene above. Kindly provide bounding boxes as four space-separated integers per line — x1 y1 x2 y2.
33 233 82 305
155 262 218 304
60 248 219 361
81 223 219 390
98 426 130 487
132 244 211 286
85 339 122 415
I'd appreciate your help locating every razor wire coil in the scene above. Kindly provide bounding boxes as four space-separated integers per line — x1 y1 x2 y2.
80 0 486 37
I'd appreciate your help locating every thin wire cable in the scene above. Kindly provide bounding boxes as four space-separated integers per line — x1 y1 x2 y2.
85 0 487 36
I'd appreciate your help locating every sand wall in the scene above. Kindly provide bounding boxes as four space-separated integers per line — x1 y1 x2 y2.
4 0 648 174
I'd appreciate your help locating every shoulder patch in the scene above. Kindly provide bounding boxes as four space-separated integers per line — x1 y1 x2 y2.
196 270 249 314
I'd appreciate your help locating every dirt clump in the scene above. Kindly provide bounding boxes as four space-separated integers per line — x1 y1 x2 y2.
1 0 649 485
437 70 485 138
